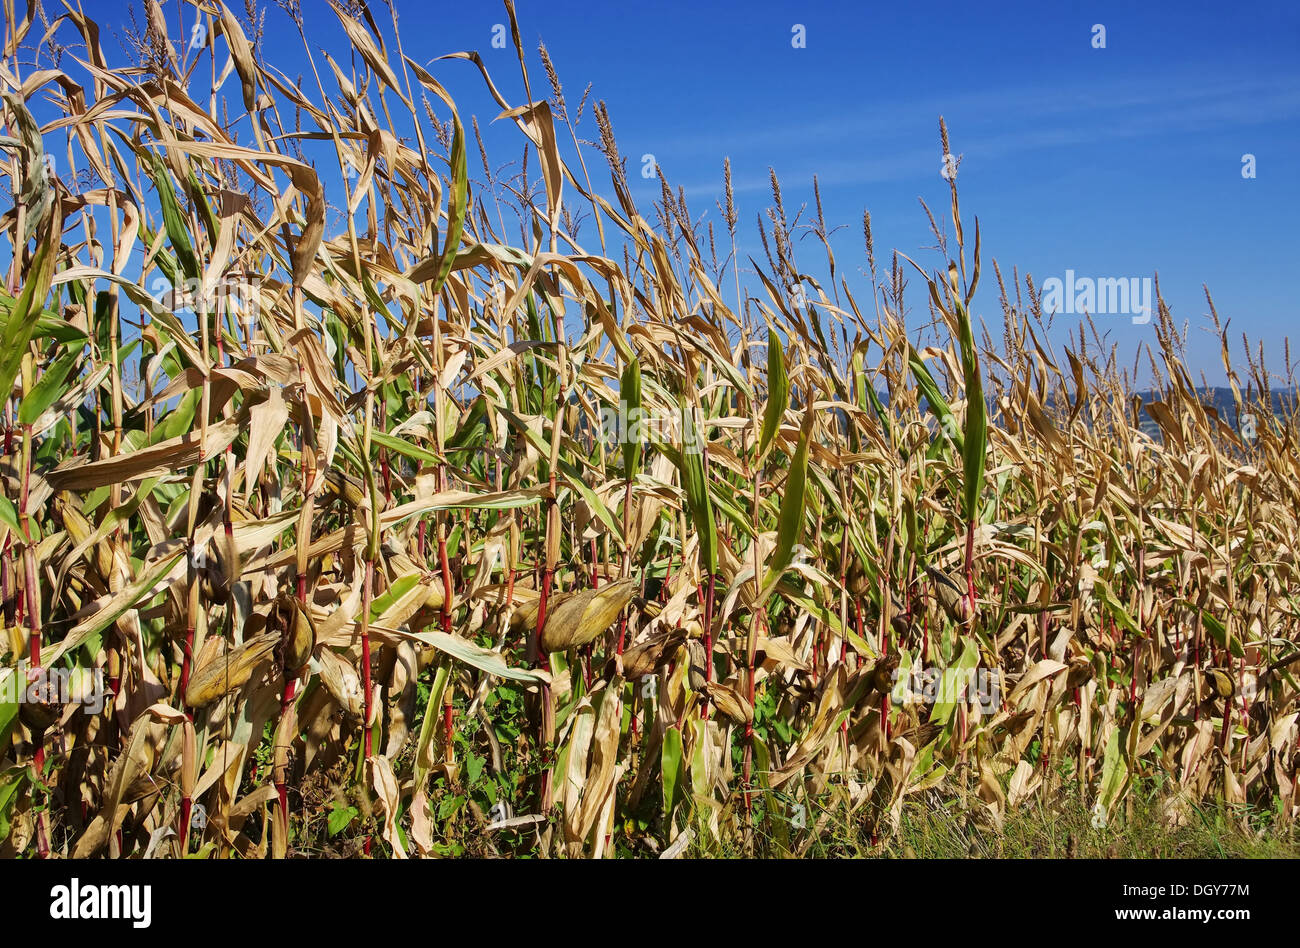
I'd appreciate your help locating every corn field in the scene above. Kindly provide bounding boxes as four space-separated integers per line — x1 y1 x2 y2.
1 1 1297 859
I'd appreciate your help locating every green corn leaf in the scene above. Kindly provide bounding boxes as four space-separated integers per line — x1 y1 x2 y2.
150 389 199 445
0 766 29 842
661 725 683 820
616 358 642 483
760 327 788 457
147 150 200 282
0 295 86 346
405 628 547 684
369 572 424 620
676 399 717 575
431 111 468 297
18 348 80 426
863 370 892 442
0 495 20 536
621 357 642 481
412 661 451 788
1097 725 1129 816
929 636 981 725
1201 611 1245 659
0 213 60 406
447 396 489 452
371 430 443 467
907 344 962 453
1095 578 1142 638
764 409 813 592
953 296 986 526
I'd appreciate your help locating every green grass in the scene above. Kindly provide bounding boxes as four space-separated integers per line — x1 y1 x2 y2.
679 779 1299 859
889 795 1297 859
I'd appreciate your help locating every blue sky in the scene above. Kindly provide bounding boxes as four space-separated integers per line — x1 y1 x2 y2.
61 1 1300 385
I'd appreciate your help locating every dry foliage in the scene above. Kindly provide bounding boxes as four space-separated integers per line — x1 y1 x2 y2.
0 1 1297 858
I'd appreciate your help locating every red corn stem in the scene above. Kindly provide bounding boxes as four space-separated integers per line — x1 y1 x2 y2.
3 426 11 628
19 422 48 857
922 600 930 665
437 531 453 636
1 543 11 628
1239 655 1249 727
616 612 629 655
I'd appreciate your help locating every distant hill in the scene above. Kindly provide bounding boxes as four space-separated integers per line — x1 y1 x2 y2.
901 386 1297 443
1133 387 1297 440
